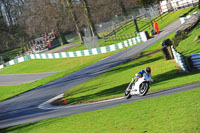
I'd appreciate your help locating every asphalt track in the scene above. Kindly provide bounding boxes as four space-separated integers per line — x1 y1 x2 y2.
1 20 199 128
0 43 80 86
0 72 59 86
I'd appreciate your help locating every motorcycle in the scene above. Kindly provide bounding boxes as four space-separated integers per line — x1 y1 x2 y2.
124 73 153 99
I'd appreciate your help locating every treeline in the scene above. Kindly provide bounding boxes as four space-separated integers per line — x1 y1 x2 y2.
0 0 162 53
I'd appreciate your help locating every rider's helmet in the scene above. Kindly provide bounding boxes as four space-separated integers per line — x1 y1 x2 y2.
145 67 151 74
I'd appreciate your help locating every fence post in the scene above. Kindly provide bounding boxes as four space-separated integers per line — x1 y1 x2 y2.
132 16 139 33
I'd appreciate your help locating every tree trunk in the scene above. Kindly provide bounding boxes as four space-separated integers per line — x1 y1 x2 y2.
3 2 14 26
60 31 67 45
56 23 68 45
66 0 83 43
0 4 8 32
81 0 99 38
199 0 200 9
118 0 128 17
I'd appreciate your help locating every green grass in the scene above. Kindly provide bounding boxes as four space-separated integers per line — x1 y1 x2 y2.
59 31 200 105
64 43 86 52
50 39 82 51
0 50 121 74
176 24 200 56
2 88 200 132
0 49 129 101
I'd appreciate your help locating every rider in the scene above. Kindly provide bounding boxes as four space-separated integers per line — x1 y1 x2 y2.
134 67 152 82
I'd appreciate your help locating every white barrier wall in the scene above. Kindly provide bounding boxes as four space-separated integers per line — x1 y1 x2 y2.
179 12 197 24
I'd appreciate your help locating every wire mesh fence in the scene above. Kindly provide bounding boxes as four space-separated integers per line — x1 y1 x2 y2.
95 5 161 42
83 36 100 49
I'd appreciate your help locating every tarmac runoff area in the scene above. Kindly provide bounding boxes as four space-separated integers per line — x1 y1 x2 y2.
0 72 59 86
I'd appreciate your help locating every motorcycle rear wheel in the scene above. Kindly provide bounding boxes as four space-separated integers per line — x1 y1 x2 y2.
139 82 149 96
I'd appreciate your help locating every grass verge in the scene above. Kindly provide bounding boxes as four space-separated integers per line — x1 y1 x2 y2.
0 51 117 74
0 49 125 101
55 31 200 105
2 88 200 132
176 23 200 56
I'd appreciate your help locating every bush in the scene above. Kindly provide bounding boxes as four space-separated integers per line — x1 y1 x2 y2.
172 31 187 47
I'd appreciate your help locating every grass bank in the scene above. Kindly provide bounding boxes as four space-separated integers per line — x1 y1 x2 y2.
176 23 200 56
0 50 124 101
2 88 200 132
56 31 200 105
0 51 117 74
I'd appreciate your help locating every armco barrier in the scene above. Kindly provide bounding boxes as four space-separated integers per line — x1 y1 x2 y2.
171 46 188 72
190 52 200 70
179 12 197 24
0 64 3 69
5 55 31 67
0 32 148 69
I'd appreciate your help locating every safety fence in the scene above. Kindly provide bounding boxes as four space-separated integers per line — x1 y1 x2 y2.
0 32 148 69
104 32 137 42
190 52 200 70
171 46 188 72
179 11 197 24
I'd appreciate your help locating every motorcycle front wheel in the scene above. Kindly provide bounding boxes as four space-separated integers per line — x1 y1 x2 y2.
139 82 149 96
124 83 133 99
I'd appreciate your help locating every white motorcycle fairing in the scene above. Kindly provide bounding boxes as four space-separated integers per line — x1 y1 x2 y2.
125 73 153 98
130 77 145 95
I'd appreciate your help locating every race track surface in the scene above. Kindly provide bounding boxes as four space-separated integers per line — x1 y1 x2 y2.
0 72 59 86
1 20 194 128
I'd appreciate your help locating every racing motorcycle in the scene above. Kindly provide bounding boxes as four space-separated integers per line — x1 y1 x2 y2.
124 73 153 99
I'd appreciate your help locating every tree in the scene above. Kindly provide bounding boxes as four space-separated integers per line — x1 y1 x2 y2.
117 0 128 17
0 4 8 32
65 0 84 42
136 0 162 7
0 0 29 53
47 0 68 44
80 0 99 38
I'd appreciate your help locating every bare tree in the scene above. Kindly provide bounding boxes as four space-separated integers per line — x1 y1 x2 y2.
117 0 128 17
65 0 83 42
80 0 99 38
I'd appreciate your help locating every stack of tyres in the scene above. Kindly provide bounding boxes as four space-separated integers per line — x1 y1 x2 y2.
161 39 172 60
